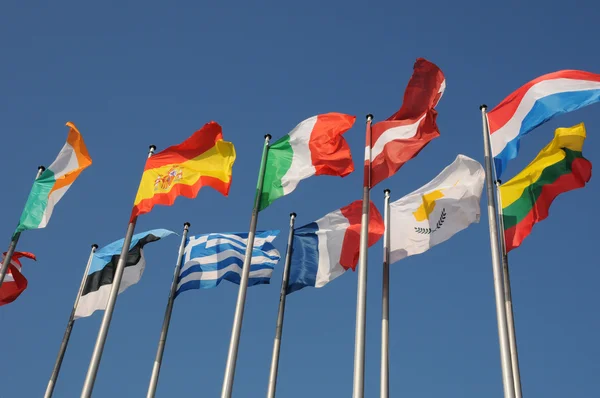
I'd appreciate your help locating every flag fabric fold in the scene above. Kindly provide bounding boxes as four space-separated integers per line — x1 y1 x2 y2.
0 251 36 306
175 230 281 295
369 58 446 187
287 200 384 294
487 69 600 178
16 122 92 233
387 154 484 264
260 113 355 211
131 122 236 220
500 123 592 252
74 229 175 319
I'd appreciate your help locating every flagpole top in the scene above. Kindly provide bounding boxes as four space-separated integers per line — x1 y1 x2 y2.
91 244 99 250
149 145 157 151
384 189 391 195
290 212 297 218
479 104 488 111
366 114 374 122
264 134 272 140
184 222 191 228
38 166 46 172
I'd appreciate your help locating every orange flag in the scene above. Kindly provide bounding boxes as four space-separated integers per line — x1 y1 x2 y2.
131 122 236 220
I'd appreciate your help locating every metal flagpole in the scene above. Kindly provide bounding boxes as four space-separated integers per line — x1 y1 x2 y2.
44 244 98 398
221 134 271 398
0 165 46 287
480 105 516 398
353 114 373 398
381 189 391 398
80 145 156 398
267 212 296 398
146 222 191 398
495 181 523 398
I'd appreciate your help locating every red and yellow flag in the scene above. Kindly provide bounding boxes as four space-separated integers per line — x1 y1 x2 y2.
131 122 236 220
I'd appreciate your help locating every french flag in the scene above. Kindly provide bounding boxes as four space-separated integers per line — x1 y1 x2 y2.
286 200 384 294
487 69 600 178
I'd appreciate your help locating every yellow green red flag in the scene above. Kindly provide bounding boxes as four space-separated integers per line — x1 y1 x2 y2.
130 121 236 220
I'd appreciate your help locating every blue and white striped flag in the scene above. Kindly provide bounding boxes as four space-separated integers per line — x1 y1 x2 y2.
176 230 281 296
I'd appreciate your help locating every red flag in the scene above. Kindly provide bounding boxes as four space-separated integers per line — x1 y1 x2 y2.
368 58 446 187
0 251 36 306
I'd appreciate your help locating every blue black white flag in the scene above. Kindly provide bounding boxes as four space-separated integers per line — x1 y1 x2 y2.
175 230 280 296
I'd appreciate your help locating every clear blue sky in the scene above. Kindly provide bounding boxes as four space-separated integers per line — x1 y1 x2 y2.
1 1 599 397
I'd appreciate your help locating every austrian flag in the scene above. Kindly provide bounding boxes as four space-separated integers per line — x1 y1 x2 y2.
368 58 446 187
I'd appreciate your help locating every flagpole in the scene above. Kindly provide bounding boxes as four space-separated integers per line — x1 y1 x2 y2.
44 244 98 398
381 188 391 398
267 212 296 398
146 222 191 398
353 114 373 398
80 145 156 398
495 181 523 398
221 134 271 398
0 165 46 288
480 105 516 398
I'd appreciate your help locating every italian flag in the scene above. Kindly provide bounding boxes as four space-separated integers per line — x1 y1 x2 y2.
16 122 92 233
260 113 355 211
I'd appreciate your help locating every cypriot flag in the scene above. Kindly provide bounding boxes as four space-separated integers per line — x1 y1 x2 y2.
15 122 92 233
389 154 484 264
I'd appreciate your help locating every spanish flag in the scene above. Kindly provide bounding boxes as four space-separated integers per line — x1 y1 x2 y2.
131 122 236 220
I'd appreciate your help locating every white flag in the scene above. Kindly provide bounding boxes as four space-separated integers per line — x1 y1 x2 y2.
389 154 485 264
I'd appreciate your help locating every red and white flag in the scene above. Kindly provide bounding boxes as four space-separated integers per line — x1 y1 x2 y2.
367 58 446 187
0 251 36 306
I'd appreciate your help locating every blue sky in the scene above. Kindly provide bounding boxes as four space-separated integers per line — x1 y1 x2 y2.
1 0 599 397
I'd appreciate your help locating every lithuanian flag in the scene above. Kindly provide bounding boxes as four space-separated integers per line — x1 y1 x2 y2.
131 122 236 220
500 123 592 252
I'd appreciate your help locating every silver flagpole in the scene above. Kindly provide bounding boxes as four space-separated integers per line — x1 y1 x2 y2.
381 189 391 398
495 181 523 398
146 222 191 398
221 134 271 398
81 145 156 398
0 166 46 287
353 114 373 398
267 212 296 398
480 105 516 398
44 244 98 398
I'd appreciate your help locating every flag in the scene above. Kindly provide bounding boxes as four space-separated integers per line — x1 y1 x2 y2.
0 251 36 306
369 58 446 188
176 231 281 295
387 154 484 264
130 122 236 220
260 113 355 211
74 229 174 319
16 122 92 233
286 200 384 294
500 123 592 252
487 69 600 178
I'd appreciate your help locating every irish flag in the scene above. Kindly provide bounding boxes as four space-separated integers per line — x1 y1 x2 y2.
259 113 355 211
15 122 92 233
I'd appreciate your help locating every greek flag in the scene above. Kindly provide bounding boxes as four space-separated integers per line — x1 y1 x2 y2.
176 230 281 296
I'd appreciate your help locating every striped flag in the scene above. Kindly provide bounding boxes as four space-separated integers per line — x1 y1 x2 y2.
0 251 36 306
175 230 281 296
16 122 92 233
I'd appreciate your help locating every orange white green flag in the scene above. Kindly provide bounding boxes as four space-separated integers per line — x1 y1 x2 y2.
130 121 236 220
15 122 92 233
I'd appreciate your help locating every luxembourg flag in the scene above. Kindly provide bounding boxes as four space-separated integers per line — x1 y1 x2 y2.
286 200 384 294
487 69 600 178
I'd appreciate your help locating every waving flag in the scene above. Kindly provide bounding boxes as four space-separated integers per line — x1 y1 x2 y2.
131 122 236 220
500 123 592 252
487 69 600 177
287 200 384 294
75 229 174 319
260 113 355 211
176 231 280 295
0 251 36 306
369 58 446 187
16 122 92 233
388 155 484 263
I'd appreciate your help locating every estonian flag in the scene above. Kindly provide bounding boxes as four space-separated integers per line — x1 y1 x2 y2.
74 229 175 319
